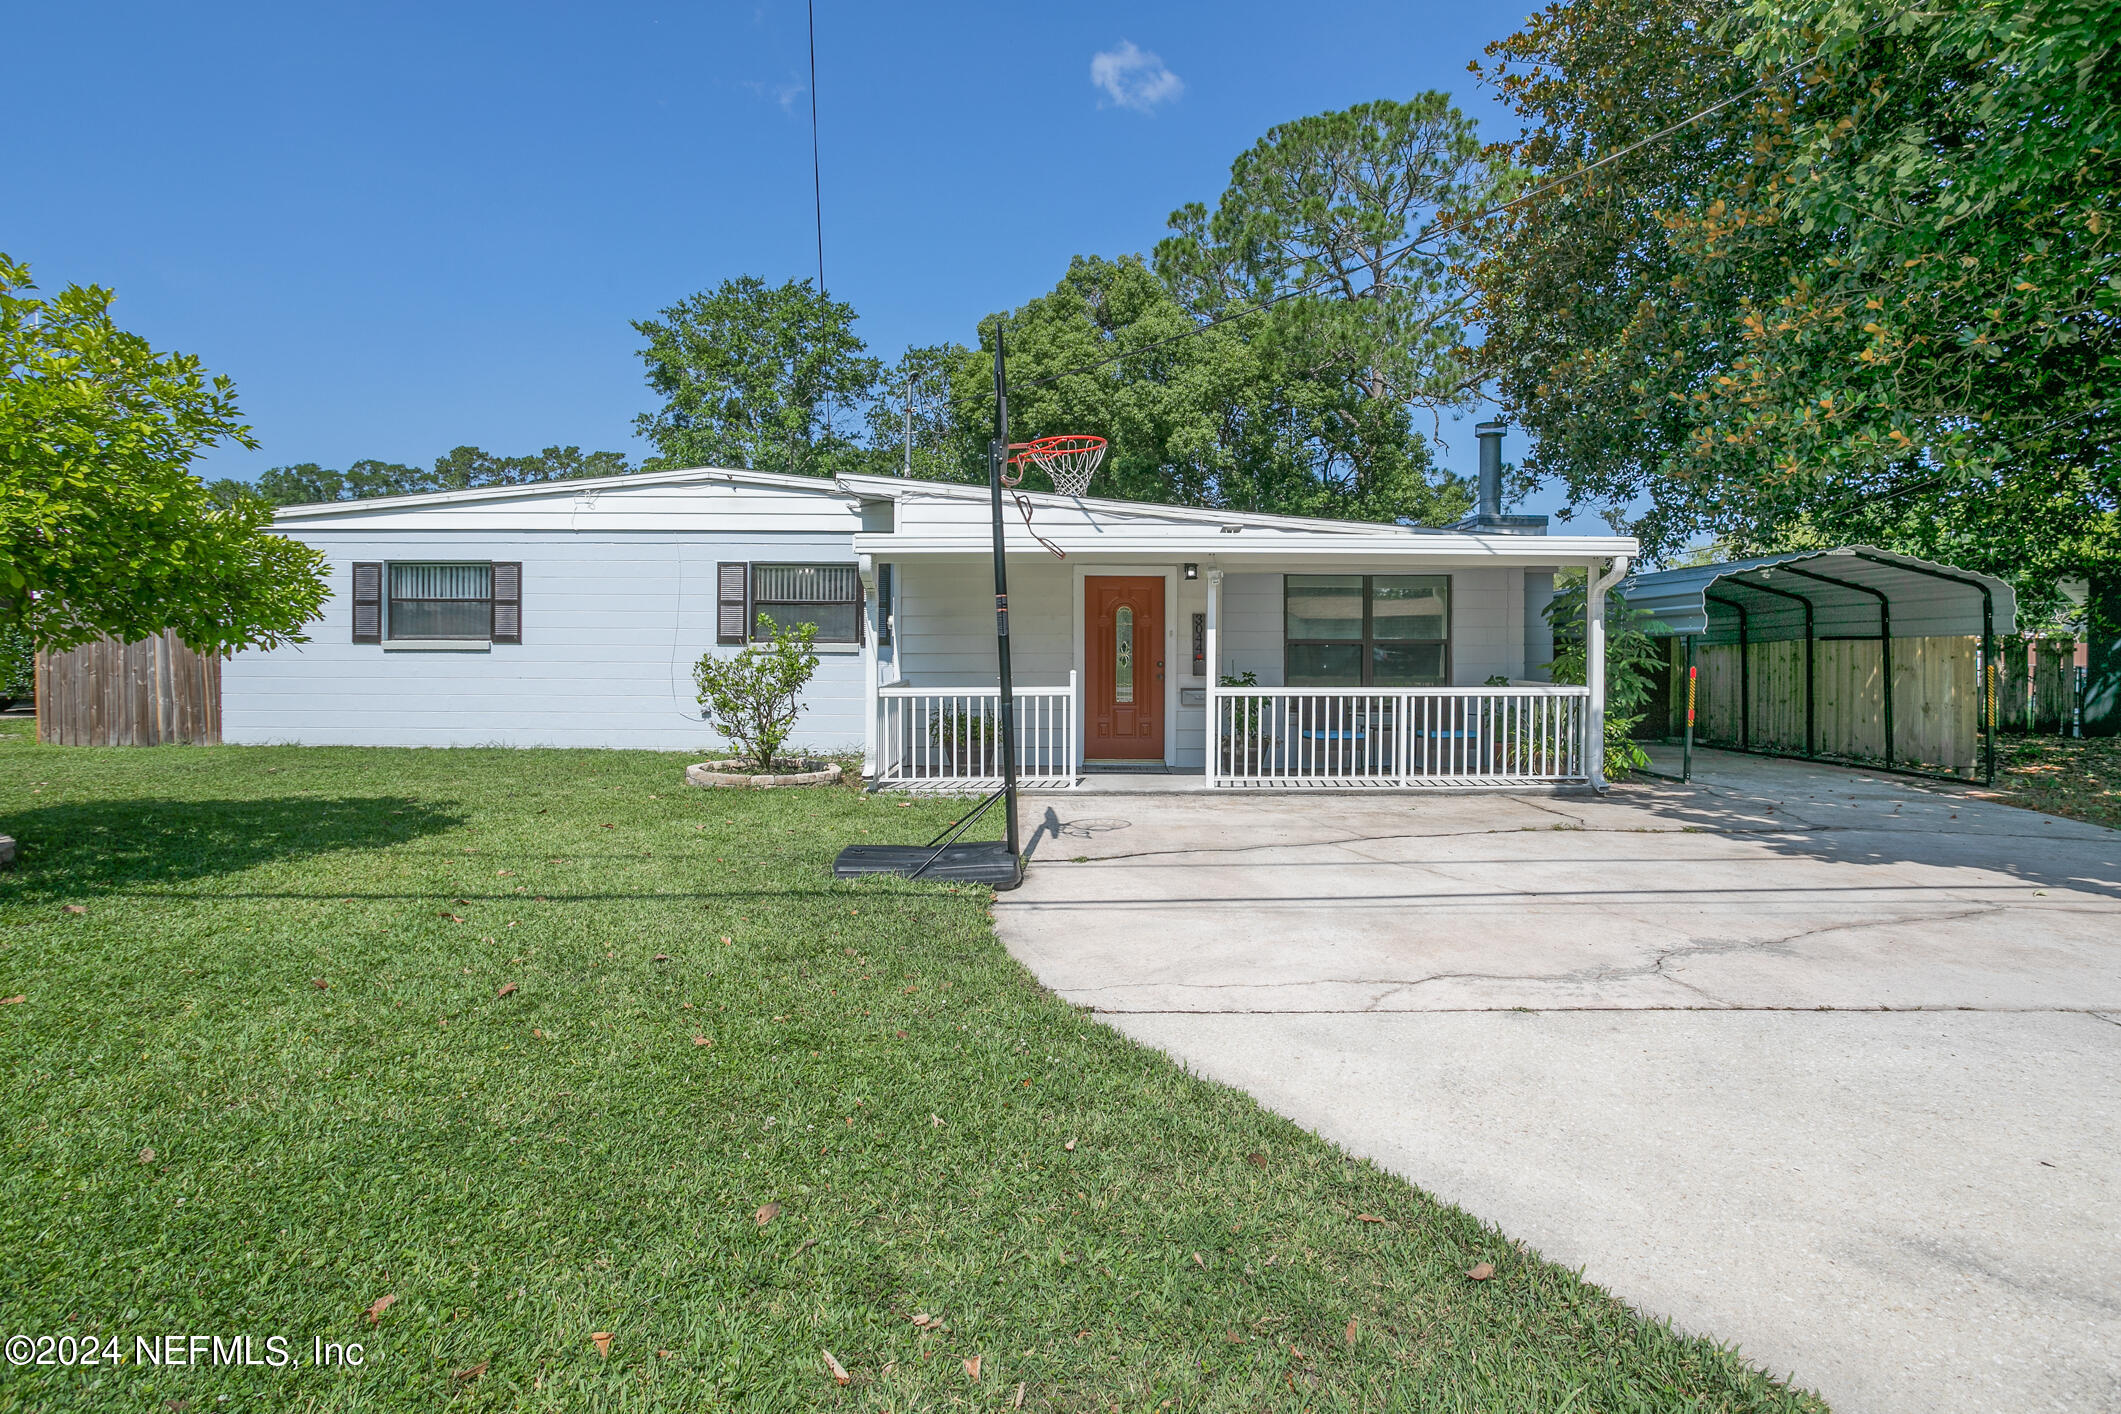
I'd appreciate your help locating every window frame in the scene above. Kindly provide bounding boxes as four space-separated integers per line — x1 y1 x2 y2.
1282 573 1452 687
749 562 863 645
385 560 496 643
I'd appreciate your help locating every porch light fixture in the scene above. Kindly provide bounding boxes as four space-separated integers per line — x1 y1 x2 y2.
1183 562 1198 580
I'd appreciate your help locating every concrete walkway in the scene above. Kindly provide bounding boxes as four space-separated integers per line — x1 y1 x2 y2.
999 750 2121 1413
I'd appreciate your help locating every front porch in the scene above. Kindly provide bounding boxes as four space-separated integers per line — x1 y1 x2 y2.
857 545 1626 793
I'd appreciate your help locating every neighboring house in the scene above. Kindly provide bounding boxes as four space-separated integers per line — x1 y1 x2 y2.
228 463 1639 788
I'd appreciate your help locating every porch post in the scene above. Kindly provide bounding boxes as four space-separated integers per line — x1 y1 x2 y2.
859 557 880 782
1204 570 1222 787
1584 557 1630 789
1586 566 1608 788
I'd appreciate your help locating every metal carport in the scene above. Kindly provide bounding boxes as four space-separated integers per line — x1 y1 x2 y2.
1620 547 2017 784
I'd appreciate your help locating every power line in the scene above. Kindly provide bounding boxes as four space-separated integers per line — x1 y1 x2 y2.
807 0 825 296
1011 22 1889 394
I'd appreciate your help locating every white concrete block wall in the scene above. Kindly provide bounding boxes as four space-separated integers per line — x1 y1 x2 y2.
223 531 869 750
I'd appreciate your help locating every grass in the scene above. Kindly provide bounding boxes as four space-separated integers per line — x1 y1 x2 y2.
1978 733 2121 831
0 719 1824 1412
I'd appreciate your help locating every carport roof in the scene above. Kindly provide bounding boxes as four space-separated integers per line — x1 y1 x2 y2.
1621 546 2016 645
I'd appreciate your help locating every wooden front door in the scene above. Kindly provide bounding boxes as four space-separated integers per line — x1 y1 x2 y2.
1085 576 1164 759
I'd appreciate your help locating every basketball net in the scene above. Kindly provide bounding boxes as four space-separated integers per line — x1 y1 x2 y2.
1001 435 1106 559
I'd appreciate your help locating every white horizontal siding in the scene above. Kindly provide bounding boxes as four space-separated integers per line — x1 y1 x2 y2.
1218 573 1287 687
886 558 1072 688
224 530 867 750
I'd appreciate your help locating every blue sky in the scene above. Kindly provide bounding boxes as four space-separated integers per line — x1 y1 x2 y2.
5 1 1557 506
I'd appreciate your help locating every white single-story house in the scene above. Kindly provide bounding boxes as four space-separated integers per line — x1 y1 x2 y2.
227 462 1638 788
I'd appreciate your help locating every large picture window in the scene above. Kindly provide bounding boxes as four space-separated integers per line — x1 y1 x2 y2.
752 564 861 643
1284 574 1450 686
389 563 492 640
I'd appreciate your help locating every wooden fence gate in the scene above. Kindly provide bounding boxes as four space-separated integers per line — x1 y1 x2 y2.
35 632 223 746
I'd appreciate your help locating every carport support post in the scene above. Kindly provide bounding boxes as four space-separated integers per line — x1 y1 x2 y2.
1782 563 1895 771
1732 573 1815 757
1706 591 1750 751
1683 635 1696 782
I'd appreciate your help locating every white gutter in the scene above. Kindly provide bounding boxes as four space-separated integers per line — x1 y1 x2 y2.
855 531 1639 562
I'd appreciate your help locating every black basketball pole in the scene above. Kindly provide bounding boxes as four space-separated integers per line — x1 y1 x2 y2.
988 329 1021 861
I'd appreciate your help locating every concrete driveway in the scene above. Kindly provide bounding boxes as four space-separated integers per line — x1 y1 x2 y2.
999 750 2121 1414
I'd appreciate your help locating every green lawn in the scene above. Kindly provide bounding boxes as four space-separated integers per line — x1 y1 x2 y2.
0 721 1822 1412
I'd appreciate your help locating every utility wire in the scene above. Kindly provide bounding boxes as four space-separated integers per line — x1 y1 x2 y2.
808 0 829 437
1011 20 1892 394
807 0 825 296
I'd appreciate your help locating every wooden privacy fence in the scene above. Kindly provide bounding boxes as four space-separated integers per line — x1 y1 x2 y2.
1671 634 1982 776
35 632 223 746
1994 638 2079 734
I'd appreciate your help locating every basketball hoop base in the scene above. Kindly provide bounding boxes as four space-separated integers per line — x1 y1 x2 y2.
831 841 1024 889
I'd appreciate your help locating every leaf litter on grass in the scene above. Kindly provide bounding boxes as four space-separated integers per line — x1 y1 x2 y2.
0 732 1827 1413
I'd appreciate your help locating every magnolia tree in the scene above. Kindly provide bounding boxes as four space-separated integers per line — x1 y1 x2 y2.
693 617 821 770
1 255 327 653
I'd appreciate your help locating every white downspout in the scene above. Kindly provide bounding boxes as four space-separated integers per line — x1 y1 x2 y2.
1584 555 1631 788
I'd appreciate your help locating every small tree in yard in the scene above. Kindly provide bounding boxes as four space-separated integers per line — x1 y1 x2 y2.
693 616 820 770
2 255 328 653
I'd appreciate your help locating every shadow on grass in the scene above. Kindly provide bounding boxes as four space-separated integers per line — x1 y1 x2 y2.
0 797 465 901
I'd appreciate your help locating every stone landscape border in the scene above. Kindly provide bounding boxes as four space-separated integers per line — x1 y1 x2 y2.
684 759 842 789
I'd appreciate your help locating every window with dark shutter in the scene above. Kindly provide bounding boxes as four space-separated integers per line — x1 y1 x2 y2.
351 562 383 643
717 563 750 644
751 564 862 644
489 562 522 643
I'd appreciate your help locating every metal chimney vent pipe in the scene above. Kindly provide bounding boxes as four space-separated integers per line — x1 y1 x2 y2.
1475 420 1506 520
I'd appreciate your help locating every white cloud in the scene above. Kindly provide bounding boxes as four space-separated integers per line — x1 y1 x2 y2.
740 77 808 113
1090 40 1183 113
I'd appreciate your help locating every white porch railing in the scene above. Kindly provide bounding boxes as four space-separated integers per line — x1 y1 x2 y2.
1208 685 1591 787
874 673 1079 789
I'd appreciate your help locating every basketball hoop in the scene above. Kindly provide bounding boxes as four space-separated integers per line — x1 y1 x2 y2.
1004 434 1105 498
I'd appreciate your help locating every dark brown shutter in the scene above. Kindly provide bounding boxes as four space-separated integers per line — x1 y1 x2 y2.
351 562 383 643
490 562 522 643
717 562 749 644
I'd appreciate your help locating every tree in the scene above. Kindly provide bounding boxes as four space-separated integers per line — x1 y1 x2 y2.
1471 0 1804 546
634 276 880 477
1153 95 1502 520
1473 0 2118 618
242 446 635 506
949 244 1462 525
862 342 980 483
1 255 328 654
948 256 1286 510
693 616 821 770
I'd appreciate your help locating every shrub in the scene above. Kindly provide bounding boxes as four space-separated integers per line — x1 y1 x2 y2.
1545 576 1666 780
692 616 820 771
